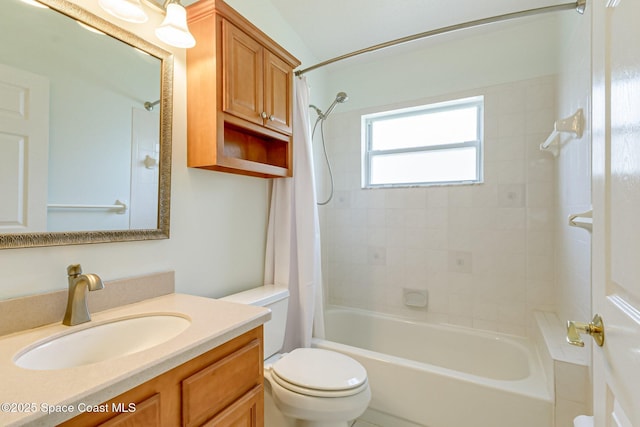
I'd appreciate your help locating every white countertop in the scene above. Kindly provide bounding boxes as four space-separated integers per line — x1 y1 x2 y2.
0 293 270 426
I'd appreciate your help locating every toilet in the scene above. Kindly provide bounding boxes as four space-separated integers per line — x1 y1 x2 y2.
221 285 371 427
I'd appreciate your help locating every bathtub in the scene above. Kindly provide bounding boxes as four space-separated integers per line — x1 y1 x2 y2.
312 307 553 427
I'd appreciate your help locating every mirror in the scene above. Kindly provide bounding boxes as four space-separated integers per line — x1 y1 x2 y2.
0 0 173 249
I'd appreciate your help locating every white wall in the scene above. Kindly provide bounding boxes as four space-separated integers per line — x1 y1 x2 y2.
553 9 593 423
555 3 592 331
324 14 560 113
318 14 566 336
0 0 325 301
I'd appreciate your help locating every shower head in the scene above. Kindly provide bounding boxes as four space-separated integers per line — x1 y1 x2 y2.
323 91 349 118
309 91 349 120
335 92 349 103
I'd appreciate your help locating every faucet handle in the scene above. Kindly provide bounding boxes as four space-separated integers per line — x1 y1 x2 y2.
67 264 83 277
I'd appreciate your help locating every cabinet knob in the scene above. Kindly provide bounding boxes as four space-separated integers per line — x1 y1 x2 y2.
260 111 268 119
269 115 275 121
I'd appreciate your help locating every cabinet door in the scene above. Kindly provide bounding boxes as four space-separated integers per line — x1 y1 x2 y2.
202 386 263 427
59 393 164 427
263 51 293 135
98 394 161 427
182 339 262 427
57 329 263 427
223 20 264 126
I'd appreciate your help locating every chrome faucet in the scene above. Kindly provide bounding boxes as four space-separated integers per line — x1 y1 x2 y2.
62 264 104 326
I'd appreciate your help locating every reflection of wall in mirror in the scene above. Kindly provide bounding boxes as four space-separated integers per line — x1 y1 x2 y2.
130 108 160 229
0 0 161 232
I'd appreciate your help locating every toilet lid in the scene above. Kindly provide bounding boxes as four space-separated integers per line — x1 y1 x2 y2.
272 348 367 393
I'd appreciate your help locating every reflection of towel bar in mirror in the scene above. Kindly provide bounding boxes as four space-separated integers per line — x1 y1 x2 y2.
47 200 128 214
540 108 584 156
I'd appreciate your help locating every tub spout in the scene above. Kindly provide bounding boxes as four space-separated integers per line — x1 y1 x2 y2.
62 264 104 326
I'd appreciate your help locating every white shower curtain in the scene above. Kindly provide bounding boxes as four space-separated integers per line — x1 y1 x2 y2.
264 76 325 351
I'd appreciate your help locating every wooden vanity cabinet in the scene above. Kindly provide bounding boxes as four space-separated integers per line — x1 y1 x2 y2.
186 0 300 178
58 327 264 427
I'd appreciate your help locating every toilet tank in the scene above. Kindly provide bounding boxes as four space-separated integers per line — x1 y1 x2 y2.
220 284 289 359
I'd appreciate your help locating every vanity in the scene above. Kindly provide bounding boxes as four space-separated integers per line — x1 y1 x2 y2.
0 293 270 426
0 1 274 425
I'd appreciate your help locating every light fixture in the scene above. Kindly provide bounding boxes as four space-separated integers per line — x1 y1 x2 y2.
97 0 195 49
98 0 148 23
155 0 196 48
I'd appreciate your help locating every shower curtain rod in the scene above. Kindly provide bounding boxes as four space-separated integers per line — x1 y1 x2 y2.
294 0 586 76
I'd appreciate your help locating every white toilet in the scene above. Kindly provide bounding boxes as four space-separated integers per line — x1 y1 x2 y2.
221 284 371 427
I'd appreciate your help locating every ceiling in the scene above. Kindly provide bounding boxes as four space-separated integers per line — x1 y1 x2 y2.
181 0 574 66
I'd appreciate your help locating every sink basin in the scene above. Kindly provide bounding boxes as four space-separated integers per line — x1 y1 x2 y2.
14 314 191 370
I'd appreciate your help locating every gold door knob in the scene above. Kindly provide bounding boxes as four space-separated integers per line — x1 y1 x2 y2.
566 314 605 347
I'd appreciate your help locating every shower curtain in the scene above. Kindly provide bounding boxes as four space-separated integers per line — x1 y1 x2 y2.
264 76 325 351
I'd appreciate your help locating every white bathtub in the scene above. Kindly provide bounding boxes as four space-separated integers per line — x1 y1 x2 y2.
312 307 553 427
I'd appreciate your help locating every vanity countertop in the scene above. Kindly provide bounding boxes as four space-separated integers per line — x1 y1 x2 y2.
0 293 270 426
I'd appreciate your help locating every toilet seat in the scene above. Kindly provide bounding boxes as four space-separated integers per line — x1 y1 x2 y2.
270 348 368 398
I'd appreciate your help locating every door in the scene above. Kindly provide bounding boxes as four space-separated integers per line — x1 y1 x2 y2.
592 0 640 425
0 63 49 232
264 50 293 135
203 386 263 427
222 19 264 127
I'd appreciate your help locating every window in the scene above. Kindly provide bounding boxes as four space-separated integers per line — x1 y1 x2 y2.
362 96 483 187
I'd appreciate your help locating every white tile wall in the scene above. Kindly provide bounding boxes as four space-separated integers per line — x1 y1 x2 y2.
550 10 593 424
534 311 592 426
319 76 557 336
555 5 592 336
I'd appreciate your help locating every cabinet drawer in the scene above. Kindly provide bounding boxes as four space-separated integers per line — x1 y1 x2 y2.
182 339 262 427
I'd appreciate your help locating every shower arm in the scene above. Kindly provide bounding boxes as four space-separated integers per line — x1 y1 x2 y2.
309 105 325 119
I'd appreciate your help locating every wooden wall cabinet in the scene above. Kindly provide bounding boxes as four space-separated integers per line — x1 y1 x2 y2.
58 328 264 427
186 0 300 178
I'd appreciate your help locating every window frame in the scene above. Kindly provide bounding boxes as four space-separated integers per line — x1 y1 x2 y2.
362 96 484 188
